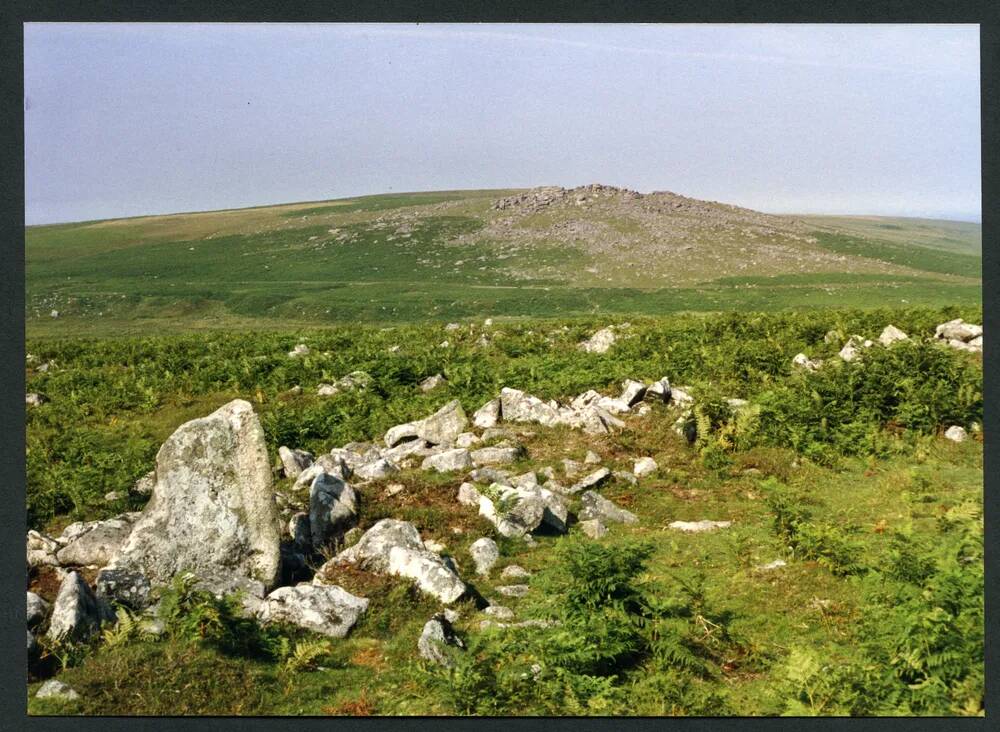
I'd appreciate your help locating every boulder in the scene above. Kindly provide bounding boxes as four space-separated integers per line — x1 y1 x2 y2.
55 514 140 568
944 425 968 443
478 485 546 539
579 491 638 525
469 537 500 575
35 680 80 701
103 400 282 597
469 467 513 485
470 446 524 467
309 473 358 548
878 325 909 346
330 519 466 604
670 387 695 406
294 454 351 489
579 327 616 354
496 584 529 597
422 448 473 473
455 432 481 448
278 447 314 478
384 422 420 448
633 457 658 478
416 400 470 445
94 568 152 609
584 450 602 465
27 591 50 629
46 571 114 642
473 398 501 429
258 584 368 638
668 520 732 533
418 615 465 667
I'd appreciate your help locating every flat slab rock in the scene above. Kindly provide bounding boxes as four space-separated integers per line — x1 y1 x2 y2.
668 520 732 533
578 491 638 525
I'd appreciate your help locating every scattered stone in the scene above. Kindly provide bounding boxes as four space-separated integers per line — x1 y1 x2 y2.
47 571 114 642
26 392 45 407
420 373 446 392
258 584 368 638
484 605 514 620
417 399 471 445
132 470 156 496
935 318 982 342
27 530 61 568
756 559 787 571
457 482 482 507
317 383 339 396
584 450 602 465
102 400 282 600
329 519 466 603
579 327 617 354
878 325 909 346
35 680 79 701
567 467 612 494
469 467 513 485
422 448 474 472
562 459 584 479
470 445 524 467
501 565 531 580
579 491 638 524
309 472 358 548
668 520 732 533
670 387 694 406
478 484 546 538
278 447 314 478
55 514 140 568
614 470 639 486
633 457 658 478
469 537 500 575
473 398 501 429
944 425 968 443
354 457 400 481
792 353 820 371
645 377 672 403
383 482 406 498
27 591 50 629
496 584 530 597
418 614 465 667
838 335 873 362
103 491 124 502
455 432 481 448
580 519 608 539
499 387 561 426
619 380 647 406
288 344 310 358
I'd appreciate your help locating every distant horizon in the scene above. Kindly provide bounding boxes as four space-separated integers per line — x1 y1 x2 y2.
23 184 983 228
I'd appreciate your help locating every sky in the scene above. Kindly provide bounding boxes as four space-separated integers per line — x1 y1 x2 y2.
24 23 981 225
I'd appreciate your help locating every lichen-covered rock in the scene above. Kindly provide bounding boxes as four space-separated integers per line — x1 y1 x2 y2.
35 679 80 701
27 591 50 629
278 447 314 478
499 387 561 426
416 399 470 445
473 398 501 429
257 584 368 638
418 614 465 667
95 567 152 609
309 473 358 548
55 514 140 568
483 604 514 620
46 571 115 642
328 519 466 603
579 491 638 525
496 584 530 597
132 470 156 496
579 327 616 353
633 457 658 478
455 432 481 448
353 457 400 481
470 445 524 467
501 564 531 580
103 400 281 598
469 537 499 575
27 530 60 568
580 518 608 539
478 484 547 538
567 467 612 494
422 448 473 473
878 324 909 346
935 318 982 342
668 520 732 533
457 482 482 507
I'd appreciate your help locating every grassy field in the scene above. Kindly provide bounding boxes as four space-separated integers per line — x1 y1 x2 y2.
26 308 983 716
26 190 981 337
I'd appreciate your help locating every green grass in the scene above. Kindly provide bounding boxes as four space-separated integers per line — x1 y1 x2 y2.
812 232 981 279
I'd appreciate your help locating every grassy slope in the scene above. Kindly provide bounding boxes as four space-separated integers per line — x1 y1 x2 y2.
26 190 981 337
26 309 983 715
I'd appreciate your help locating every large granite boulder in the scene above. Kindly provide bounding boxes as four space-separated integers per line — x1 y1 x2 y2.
309 472 358 548
257 583 368 638
101 400 282 604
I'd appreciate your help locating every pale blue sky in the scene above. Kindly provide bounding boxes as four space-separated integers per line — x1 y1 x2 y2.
24 23 981 225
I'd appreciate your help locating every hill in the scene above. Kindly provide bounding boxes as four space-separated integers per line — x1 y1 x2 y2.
25 186 981 336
